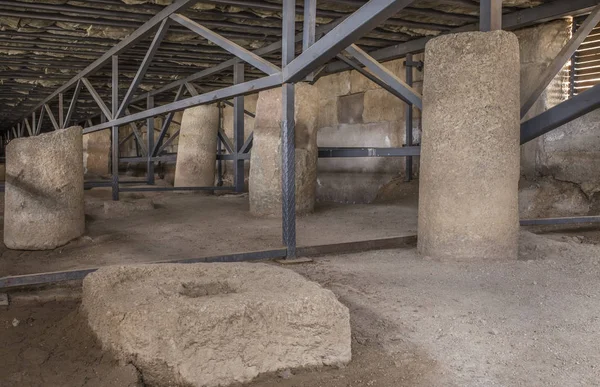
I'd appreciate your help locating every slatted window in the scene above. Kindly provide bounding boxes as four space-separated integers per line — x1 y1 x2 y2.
571 18 600 96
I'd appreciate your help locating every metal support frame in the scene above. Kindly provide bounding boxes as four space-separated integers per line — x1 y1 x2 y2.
147 95 155 185
521 4 600 118
521 81 600 144
283 0 415 83
345 44 422 109
233 62 245 193
326 0 599 74
111 55 120 201
480 0 503 32
405 54 415 181
16 0 599 269
281 0 297 259
303 0 317 82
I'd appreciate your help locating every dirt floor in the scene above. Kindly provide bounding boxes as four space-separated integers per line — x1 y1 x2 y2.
0 188 418 276
2 189 600 386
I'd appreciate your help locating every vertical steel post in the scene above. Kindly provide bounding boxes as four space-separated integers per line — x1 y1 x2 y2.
303 0 317 52
217 103 224 187
111 55 120 201
405 54 414 182
147 95 155 185
282 0 297 258
233 62 245 193
58 93 64 129
303 0 317 82
480 0 502 32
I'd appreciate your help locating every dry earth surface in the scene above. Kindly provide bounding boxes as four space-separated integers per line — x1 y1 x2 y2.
2 229 600 386
1 190 600 386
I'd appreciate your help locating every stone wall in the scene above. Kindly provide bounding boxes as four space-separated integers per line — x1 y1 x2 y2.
517 20 572 178
517 19 600 217
218 60 423 204
315 59 423 204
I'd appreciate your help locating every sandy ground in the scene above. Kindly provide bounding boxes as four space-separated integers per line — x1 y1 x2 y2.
0 189 417 277
2 189 600 386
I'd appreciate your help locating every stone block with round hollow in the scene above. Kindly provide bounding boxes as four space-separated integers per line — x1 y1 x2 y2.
174 105 219 188
4 126 85 250
82 263 351 387
250 84 319 216
418 31 521 261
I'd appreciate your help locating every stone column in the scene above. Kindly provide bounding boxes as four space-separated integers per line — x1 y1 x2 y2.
250 83 319 217
174 105 220 188
83 130 111 177
4 126 85 250
418 31 520 260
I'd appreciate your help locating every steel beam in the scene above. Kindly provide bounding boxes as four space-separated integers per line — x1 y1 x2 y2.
318 146 421 157
63 80 82 128
240 132 254 154
136 16 344 104
282 0 297 259
170 14 280 76
111 55 120 201
521 82 600 144
153 84 185 156
326 0 600 73
157 129 180 155
405 54 414 181
35 107 44 135
521 4 600 118
117 18 171 118
147 95 155 185
345 44 422 109
335 54 403 99
233 62 245 193
303 0 317 52
83 74 283 133
218 129 234 154
58 93 64 128
283 0 415 83
44 104 60 131
24 118 32 137
480 0 503 32
303 0 318 82
82 78 113 120
520 216 600 226
19 0 198 117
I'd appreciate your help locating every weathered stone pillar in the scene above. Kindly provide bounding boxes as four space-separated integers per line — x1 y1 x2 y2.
418 31 520 260
250 84 319 216
4 126 85 250
174 105 220 188
83 130 110 177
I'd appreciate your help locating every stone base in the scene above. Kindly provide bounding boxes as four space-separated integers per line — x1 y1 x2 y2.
4 127 85 250
83 263 351 387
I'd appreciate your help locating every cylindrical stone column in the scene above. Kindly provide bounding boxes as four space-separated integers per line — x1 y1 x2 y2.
418 31 520 260
4 126 85 250
174 105 220 188
249 83 319 217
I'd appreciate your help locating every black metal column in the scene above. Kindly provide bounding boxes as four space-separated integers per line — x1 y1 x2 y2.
111 55 120 201
405 54 414 182
217 102 224 187
282 0 296 258
233 62 245 193
147 95 155 185
480 0 503 32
